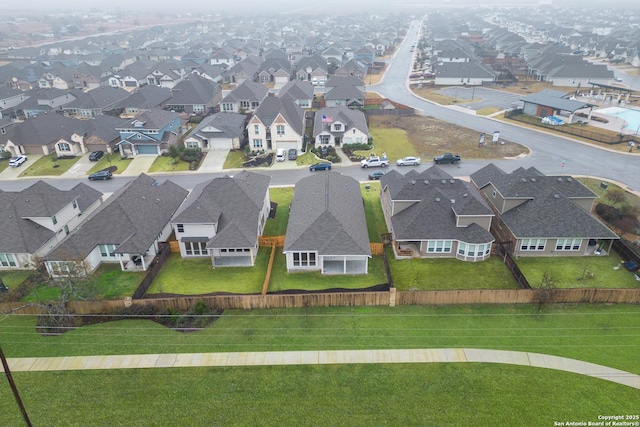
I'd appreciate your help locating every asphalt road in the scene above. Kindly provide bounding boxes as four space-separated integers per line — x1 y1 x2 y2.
1 20 638 194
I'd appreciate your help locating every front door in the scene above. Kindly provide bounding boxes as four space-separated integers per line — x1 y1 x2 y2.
335 137 341 146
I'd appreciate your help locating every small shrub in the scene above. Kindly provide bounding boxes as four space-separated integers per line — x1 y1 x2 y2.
193 300 209 316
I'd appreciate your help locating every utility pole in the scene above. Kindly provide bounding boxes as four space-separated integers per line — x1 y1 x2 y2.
0 344 32 426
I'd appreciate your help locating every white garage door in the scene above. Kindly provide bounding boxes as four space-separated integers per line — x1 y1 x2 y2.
207 137 233 150
274 141 298 151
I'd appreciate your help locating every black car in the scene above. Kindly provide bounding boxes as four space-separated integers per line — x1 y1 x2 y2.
309 162 332 171
88 170 112 180
89 151 104 161
368 170 386 180
288 148 297 161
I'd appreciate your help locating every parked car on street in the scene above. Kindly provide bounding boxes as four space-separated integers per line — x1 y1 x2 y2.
8 155 27 167
368 170 386 180
433 153 461 164
89 151 104 161
88 170 113 180
396 156 421 166
309 162 332 171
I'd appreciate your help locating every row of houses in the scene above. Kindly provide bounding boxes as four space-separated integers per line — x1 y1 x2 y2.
1 164 618 282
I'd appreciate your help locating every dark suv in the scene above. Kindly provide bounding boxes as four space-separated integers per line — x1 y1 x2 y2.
88 170 112 180
288 149 297 161
89 151 104 161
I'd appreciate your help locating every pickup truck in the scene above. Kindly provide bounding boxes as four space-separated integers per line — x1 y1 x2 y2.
360 155 389 168
433 153 461 164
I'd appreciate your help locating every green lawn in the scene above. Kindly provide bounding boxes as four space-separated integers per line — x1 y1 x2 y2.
295 150 321 166
87 154 133 175
146 251 268 295
21 264 146 302
388 248 518 290
357 128 415 161
268 254 388 291
0 270 31 289
222 149 245 169
147 155 192 172
0 159 9 173
18 155 80 176
1 364 636 426
2 304 639 425
517 254 640 288
361 182 387 242
263 187 293 236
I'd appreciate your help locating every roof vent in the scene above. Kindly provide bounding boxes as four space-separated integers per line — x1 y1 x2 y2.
435 197 440 202
450 199 455 203
557 177 563 181
567 177 573 181
450 179 455 183
441 180 446 184
410 179 416 184
463 193 468 198
553 193 560 199
531 177 536 182
424 180 429 185
520 177 527 182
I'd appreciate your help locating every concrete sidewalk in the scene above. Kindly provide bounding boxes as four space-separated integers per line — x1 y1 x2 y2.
3 348 638 390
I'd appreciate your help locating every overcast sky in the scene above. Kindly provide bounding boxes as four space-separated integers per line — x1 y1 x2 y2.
3 0 640 13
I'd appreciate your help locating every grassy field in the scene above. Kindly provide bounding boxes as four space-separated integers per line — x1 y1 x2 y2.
358 127 414 161
517 254 640 289
1 304 639 425
361 182 387 242
389 252 518 290
146 251 268 295
147 155 191 172
18 155 80 177
263 187 293 236
87 154 133 175
222 149 245 169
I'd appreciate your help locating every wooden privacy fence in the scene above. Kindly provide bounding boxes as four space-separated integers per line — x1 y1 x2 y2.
259 236 285 247
370 242 384 255
169 241 180 252
2 288 639 316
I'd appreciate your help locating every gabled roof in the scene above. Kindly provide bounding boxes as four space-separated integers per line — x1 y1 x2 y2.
188 112 246 141
325 75 364 88
253 96 305 135
112 85 172 110
1 112 80 146
380 167 494 243
278 79 314 101
221 80 269 103
166 75 221 105
117 108 180 131
313 105 367 137
284 172 370 256
324 84 364 101
45 174 188 259
171 171 270 249
62 86 130 110
0 181 102 254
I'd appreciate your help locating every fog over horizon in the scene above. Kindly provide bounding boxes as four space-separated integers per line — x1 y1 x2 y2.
3 0 640 14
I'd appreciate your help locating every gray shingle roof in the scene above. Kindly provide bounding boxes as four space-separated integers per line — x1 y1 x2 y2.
520 89 594 113
254 96 305 136
313 105 368 137
0 181 102 254
381 168 494 243
3 112 80 146
189 112 246 141
221 80 269 103
284 172 371 256
167 75 221 105
45 174 188 260
171 171 270 249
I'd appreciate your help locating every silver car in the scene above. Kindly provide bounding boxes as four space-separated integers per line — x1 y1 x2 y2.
396 156 421 166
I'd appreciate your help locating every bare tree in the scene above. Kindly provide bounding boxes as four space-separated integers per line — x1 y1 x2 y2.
604 188 626 206
535 272 556 312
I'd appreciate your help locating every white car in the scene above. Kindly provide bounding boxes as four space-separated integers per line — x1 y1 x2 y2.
396 156 421 166
8 155 27 167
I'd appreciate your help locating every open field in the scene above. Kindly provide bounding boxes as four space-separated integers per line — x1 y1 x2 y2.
1 304 639 425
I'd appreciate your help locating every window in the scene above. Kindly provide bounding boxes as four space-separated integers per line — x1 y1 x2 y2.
276 125 285 136
253 139 263 149
333 124 342 131
186 140 199 149
320 135 330 145
222 103 233 112
52 215 57 225
72 199 77 209
520 239 546 251
458 242 466 255
426 240 452 253
193 104 204 112
99 244 116 258
254 125 259 135
185 241 207 256
240 101 250 109
556 239 581 251
64 225 69 235
0 253 17 267
58 143 71 152
176 224 184 233
293 252 317 267
492 189 497 198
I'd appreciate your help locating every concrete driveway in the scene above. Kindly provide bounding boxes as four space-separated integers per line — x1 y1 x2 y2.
120 156 157 176
199 149 229 172
62 154 95 178
0 155 42 179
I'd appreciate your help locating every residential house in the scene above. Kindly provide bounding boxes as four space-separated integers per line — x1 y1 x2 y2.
0 181 103 271
247 95 305 153
353 46 375 66
0 113 81 156
334 58 367 80
222 55 262 85
183 112 246 151
257 49 292 88
433 62 497 86
278 79 314 109
220 80 269 113
113 61 152 91
61 86 130 118
192 64 226 83
110 85 172 118
283 172 371 275
313 105 368 147
0 87 28 111
146 60 186 88
44 174 188 276
380 167 495 261
294 54 328 86
116 108 182 156
77 114 126 154
324 82 365 108
165 75 222 115
470 164 618 257
171 171 271 267
325 76 365 93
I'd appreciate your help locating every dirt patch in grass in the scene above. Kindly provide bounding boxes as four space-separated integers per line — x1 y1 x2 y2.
368 115 528 160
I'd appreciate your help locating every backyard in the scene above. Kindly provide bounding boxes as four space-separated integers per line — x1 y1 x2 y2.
0 304 639 425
